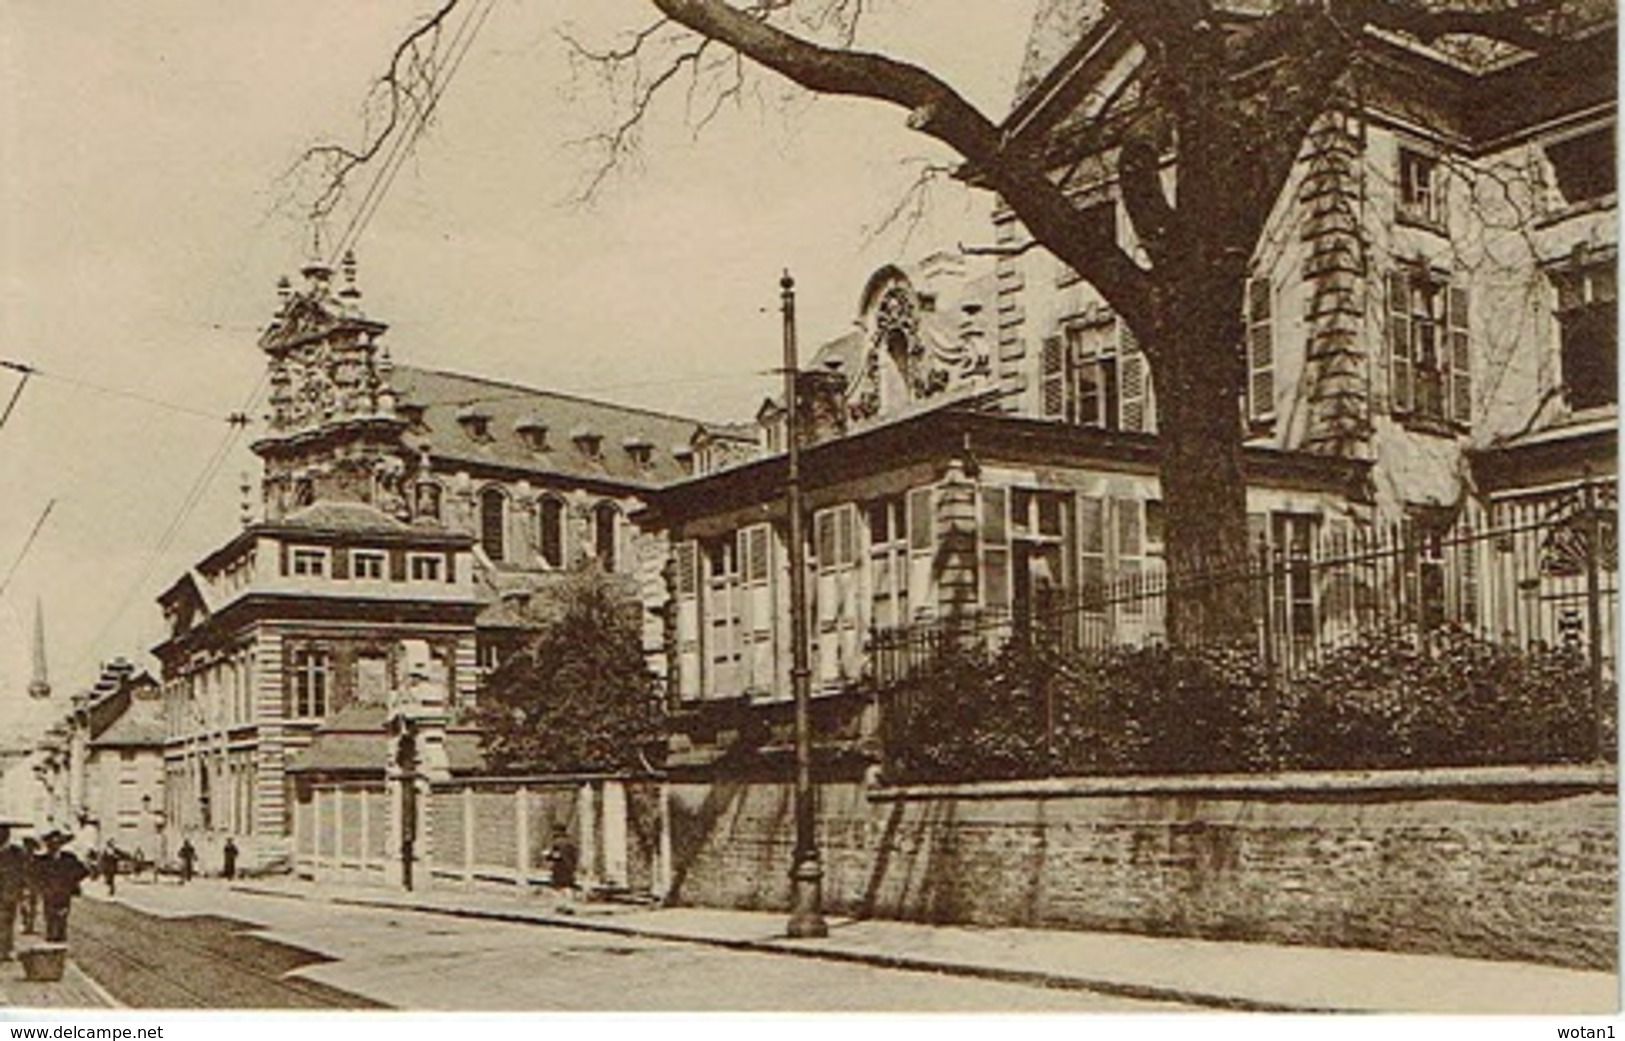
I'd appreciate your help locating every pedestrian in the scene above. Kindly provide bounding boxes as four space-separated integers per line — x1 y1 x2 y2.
0 825 27 960
222 838 238 881
99 843 120 897
19 837 42 934
177 838 196 884
543 825 579 895
36 832 88 943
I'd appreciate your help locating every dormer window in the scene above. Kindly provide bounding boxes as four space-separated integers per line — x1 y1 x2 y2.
397 402 427 430
457 405 492 442
623 436 653 467
515 416 549 451
672 443 694 475
572 425 602 457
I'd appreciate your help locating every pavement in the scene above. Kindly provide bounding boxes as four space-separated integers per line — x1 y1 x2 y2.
231 876 1621 1014
0 942 120 1011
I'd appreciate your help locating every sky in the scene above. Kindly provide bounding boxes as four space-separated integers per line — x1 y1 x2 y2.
0 0 1038 702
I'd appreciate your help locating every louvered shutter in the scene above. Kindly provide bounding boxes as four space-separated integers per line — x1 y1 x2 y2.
740 525 774 693
1388 272 1414 414
1447 285 1471 427
1246 276 1275 423
675 541 702 700
979 487 1011 616
1118 319 1149 432
1040 335 1066 418
907 487 937 622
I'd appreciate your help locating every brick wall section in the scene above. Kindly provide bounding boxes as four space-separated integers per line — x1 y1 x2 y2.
666 766 1616 971
429 791 464 870
473 792 517 871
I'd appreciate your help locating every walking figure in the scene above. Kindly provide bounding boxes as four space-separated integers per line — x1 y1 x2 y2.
177 839 196 884
222 838 238 881
100 844 120 897
37 832 88 943
544 825 579 895
0 826 26 960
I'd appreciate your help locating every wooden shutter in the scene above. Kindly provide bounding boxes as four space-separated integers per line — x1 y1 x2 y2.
1388 271 1414 414
1078 496 1106 614
1118 319 1149 432
814 507 858 684
1246 275 1275 423
979 487 1011 616
907 487 936 622
1447 285 1471 427
739 525 774 693
1040 335 1067 418
674 541 701 700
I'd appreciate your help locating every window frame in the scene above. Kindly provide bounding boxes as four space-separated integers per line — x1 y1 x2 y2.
351 549 387 581
289 546 328 578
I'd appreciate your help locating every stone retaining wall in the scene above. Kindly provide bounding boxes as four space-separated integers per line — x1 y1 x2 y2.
666 765 1617 970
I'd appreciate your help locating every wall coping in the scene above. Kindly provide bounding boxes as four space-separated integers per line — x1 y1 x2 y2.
869 763 1619 802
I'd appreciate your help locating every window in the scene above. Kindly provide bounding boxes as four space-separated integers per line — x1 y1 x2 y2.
1398 147 1442 227
1546 126 1616 208
289 648 330 719
739 525 774 693
351 550 386 580
1271 513 1318 641
1066 321 1119 430
1551 258 1618 410
538 497 566 569
516 418 548 451
674 541 702 700
868 498 910 630
593 502 619 572
480 488 506 562
409 553 443 582
290 547 327 577
1043 318 1148 432
814 505 861 684
1011 489 1071 637
1388 268 1469 427
704 535 742 698
414 481 442 522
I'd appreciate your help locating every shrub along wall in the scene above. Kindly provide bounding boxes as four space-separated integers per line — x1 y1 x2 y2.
665 766 1617 971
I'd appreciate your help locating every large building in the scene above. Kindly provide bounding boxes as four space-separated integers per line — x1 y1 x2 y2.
155 256 710 872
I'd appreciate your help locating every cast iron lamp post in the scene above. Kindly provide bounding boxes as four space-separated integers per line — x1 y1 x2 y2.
782 270 828 939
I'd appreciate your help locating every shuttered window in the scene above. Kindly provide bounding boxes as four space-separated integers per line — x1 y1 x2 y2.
1117 319 1151 432
674 541 702 701
1389 268 1469 428
1040 335 1066 417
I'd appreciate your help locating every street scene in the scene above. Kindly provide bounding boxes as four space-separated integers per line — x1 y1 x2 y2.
0 0 1617 1026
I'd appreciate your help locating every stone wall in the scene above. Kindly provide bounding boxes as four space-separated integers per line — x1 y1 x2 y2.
665 765 1617 971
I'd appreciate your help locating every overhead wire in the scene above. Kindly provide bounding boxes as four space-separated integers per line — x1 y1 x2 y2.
0 499 55 600
0 358 243 425
330 0 500 265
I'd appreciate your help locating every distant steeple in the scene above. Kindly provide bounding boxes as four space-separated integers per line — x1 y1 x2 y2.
27 598 49 701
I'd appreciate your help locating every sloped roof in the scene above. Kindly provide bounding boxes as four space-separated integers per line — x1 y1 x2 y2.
278 501 415 536
393 365 705 488
88 711 165 749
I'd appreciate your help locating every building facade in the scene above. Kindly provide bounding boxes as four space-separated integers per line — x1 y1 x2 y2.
155 256 709 872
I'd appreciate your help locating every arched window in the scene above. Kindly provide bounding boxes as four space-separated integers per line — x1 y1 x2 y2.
539 496 566 569
594 502 619 572
480 487 507 562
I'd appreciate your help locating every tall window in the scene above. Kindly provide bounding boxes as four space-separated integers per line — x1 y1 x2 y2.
1271 513 1318 641
704 535 742 698
1011 489 1071 637
480 487 506 562
538 497 566 568
867 498 909 630
814 505 860 684
1389 268 1470 428
1545 126 1616 209
289 648 330 719
1551 258 1618 410
593 502 619 572
674 541 702 700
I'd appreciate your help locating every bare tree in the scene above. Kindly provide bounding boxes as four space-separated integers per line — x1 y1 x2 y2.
305 0 1592 641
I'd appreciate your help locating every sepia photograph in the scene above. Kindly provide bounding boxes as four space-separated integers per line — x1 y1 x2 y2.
0 0 1616 1030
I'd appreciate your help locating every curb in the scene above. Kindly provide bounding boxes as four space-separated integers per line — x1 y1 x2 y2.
236 884 1324 1013
67 961 124 1009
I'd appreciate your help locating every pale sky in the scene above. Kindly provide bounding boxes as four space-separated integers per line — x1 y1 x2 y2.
0 0 1037 701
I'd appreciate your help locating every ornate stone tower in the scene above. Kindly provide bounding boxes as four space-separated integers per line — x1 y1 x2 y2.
253 251 412 521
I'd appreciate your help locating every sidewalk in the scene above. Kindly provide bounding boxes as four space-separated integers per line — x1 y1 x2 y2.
0 949 118 1011
235 877 1620 1014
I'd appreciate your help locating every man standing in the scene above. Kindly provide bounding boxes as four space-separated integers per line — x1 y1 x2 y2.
177 839 196 884
0 826 28 960
37 832 88 944
222 838 238 881
19 837 41 934
99 844 120 897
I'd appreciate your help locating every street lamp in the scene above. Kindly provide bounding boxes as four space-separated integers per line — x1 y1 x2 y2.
781 270 827 939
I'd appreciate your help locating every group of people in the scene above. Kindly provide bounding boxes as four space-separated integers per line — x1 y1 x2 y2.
0 825 91 955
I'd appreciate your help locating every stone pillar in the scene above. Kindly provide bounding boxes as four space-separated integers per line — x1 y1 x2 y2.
576 783 598 890
601 781 628 890
516 787 530 886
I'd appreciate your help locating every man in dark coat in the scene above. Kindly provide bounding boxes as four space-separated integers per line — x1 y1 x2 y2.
177 839 196 884
19 837 41 934
222 838 238 881
36 833 88 944
544 825 579 894
99 844 120 897
0 826 27 960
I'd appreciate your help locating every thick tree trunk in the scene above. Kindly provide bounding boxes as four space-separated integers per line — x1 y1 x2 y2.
1148 275 1254 647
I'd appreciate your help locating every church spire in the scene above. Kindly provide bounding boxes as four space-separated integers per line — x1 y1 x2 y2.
27 597 49 700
